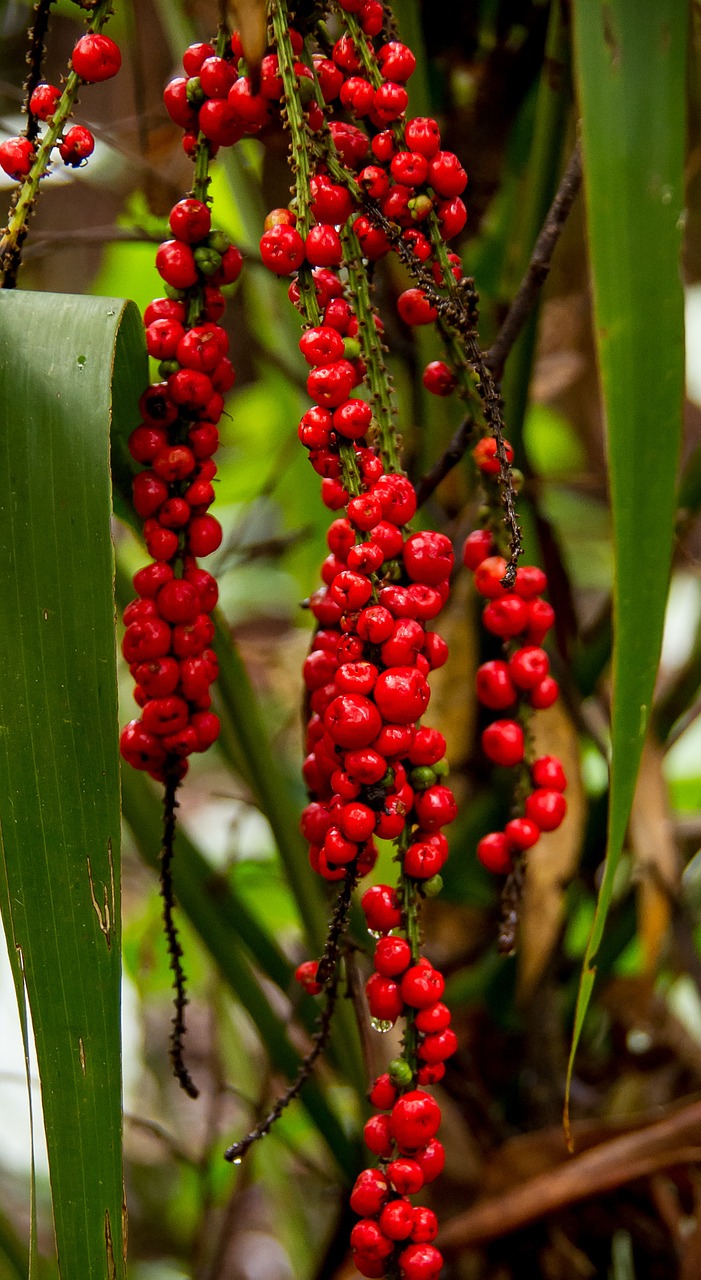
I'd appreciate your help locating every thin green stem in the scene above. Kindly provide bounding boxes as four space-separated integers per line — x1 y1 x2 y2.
341 223 401 473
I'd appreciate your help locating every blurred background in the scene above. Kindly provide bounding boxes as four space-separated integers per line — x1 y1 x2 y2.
2 0 701 1277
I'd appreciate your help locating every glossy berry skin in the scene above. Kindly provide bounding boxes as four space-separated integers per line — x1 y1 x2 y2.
374 936 412 977
350 1169 389 1216
398 1243 444 1279
422 360 456 396
361 884 402 933
481 719 525 767
29 83 61 120
72 33 122 82
58 125 94 166
400 964 445 1008
532 755 566 791
294 959 322 994
477 831 512 874
0 137 34 180
391 1090 442 1150
260 224 305 274
476 661 516 710
525 788 567 831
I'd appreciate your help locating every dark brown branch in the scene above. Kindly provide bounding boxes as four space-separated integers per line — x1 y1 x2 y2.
415 412 475 507
224 868 358 1163
23 1 56 144
160 769 199 1099
485 141 583 383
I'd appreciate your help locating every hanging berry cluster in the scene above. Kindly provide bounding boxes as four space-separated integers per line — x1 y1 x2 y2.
115 0 563 1273
462 441 567 950
1 3 123 287
118 33 247 787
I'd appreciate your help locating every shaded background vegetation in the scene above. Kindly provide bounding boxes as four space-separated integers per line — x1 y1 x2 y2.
1 0 701 1277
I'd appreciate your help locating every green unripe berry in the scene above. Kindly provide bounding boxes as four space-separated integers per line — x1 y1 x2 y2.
158 359 180 378
208 229 232 254
422 874 443 898
388 1057 414 1087
185 76 205 106
343 337 362 361
164 285 186 301
193 246 222 277
433 758 449 777
410 766 437 790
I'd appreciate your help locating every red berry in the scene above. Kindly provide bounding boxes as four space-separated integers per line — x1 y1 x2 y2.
391 1090 442 1150
411 1208 438 1244
361 884 402 934
169 198 211 243
29 83 60 120
462 529 494 569
428 150 467 198
72 33 121 82
366 973 404 1022
473 436 514 475
525 788 567 831
531 755 566 791
188 514 223 556
530 675 559 709
481 719 524 767
412 785 457 831
260 224 305 275
374 936 412 977
398 1243 444 1279
387 1158 424 1195
509 646 549 690
477 831 513 873
295 959 322 995
483 595 529 638
404 117 441 157
363 1113 394 1157
414 1001 451 1033
156 239 198 289
379 1198 415 1241
350 1169 389 1216
0 137 34 180
414 1138 445 1182
476 660 517 710
422 360 457 396
504 817 540 851
474 555 509 598
374 667 430 724
397 288 438 326
403 531 454 585
379 41 417 82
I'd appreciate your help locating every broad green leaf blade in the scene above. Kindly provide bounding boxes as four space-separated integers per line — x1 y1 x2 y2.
0 291 139 1278
567 1 686 1133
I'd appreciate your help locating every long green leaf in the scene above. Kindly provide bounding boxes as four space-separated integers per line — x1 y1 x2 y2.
566 0 686 1133
0 291 141 1277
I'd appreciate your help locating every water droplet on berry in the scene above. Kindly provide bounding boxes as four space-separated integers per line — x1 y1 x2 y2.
367 929 383 940
370 1017 393 1034
232 1156 242 1165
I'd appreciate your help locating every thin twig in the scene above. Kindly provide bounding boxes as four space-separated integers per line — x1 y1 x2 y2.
415 412 474 507
224 870 358 1163
160 769 199 1099
485 141 583 382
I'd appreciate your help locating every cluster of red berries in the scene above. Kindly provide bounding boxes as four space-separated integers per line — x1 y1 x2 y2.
464 439 567 876
119 39 244 784
0 32 121 180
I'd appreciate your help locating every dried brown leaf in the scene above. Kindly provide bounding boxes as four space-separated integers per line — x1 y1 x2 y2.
629 738 680 975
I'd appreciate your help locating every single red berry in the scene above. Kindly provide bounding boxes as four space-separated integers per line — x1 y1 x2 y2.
504 817 541 851
374 936 412 977
428 150 467 197
483 595 530 638
422 360 457 396
156 239 198 289
476 660 517 710
477 831 513 873
473 436 514 475
531 755 567 791
260 224 305 275
169 197 211 244
188 514 223 556
397 288 438 326
379 1198 415 1241
29 83 61 120
403 531 454 585
398 1242 444 1279
391 1090 442 1150
413 785 457 831
294 959 322 995
481 719 524 767
182 42 215 75
414 1001 451 1033
379 41 417 82
72 33 121 82
350 1169 389 1216
387 1158 424 1195
530 675 559 709
414 1138 445 1183
374 666 430 723
400 964 445 1008
474 555 509 598
462 529 494 569
411 1208 438 1244
0 136 34 180
361 884 402 934
373 80 409 122
525 788 567 831
369 1073 398 1110
363 1113 394 1157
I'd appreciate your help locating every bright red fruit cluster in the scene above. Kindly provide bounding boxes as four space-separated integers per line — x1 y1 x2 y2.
120 37 244 784
0 32 121 180
464 440 567 877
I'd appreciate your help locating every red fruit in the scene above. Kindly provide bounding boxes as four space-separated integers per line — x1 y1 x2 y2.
387 1158 424 1195
398 1243 444 1279
299 326 345 366
133 562 173 598
328 120 369 167
437 195 468 239
374 936 412 977
412 785 457 832
509 645 549 690
163 77 198 129
119 720 165 771
305 224 343 266
132 472 167 518
473 436 514 475
473 834 511 875
188 514 223 556
29 82 61 120
294 959 322 995
404 117 441 157
369 1073 398 1110
182 42 215 75
476 660 516 710
366 973 404 1022
391 149 429 186
0 137 34 180
400 965 445 1009
378 41 417 82
350 1220 394 1262
483 596 529 638
414 1138 445 1182
134 657 179 698
504 817 540 851
227 77 272 130
462 529 494 569
199 55 236 99
481 719 524 767
514 564 548 598
411 1208 438 1244
338 799 376 841
374 667 430 724
334 399 373 440
146 318 185 360
391 1090 442 1150
397 288 438 326
531 755 567 791
363 1113 394 1158
530 676 559 709
373 81 409 122
525 788 567 831
307 360 355 408
381 619 425 667
344 747 387 785
361 884 402 934
310 174 353 223
156 579 200 624
403 840 447 879
71 33 121 82
418 1028 458 1063
414 1001 451 1034
142 696 189 738
527 598 556 643
422 360 457 396
190 710 220 750
408 727 446 766
144 298 186 327
325 693 382 748
156 239 198 289
379 1198 415 1241
403 531 454 585
260 224 305 275
474 555 509 598
428 150 467 197
350 1169 389 1216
